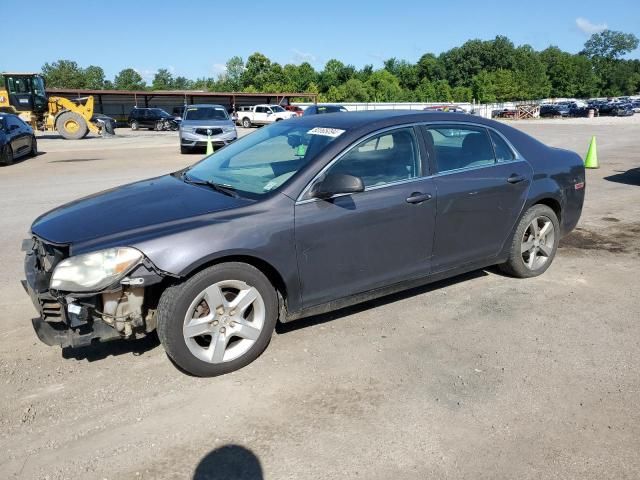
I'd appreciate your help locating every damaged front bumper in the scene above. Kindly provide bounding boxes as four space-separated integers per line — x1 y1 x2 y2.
22 237 165 348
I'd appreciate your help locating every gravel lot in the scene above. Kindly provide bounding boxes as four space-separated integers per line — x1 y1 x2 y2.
1 119 639 480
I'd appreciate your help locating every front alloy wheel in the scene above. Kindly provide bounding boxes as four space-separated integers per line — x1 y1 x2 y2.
183 280 265 364
157 262 278 377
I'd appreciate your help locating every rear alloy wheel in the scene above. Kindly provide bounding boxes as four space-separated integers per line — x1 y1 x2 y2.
55 111 88 140
242 117 251 128
155 120 164 131
131 120 139 130
157 263 278 377
1 145 14 166
499 204 560 278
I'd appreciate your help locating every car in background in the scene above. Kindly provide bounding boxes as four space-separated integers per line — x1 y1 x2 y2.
91 113 117 135
598 102 634 117
540 104 570 118
424 105 465 113
179 104 237 154
23 111 585 377
236 104 296 128
284 105 304 116
128 107 178 131
0 113 37 165
172 106 186 123
303 104 348 116
632 101 640 113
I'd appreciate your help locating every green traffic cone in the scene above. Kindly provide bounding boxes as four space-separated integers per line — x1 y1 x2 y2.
206 135 214 156
585 136 598 169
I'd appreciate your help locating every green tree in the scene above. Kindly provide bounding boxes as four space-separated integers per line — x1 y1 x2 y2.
226 56 245 91
84 65 106 89
433 80 453 102
152 68 174 90
41 60 86 88
512 45 550 99
471 71 496 103
242 52 271 89
384 58 419 90
340 78 372 102
416 53 445 82
366 70 402 101
582 30 639 60
173 76 193 90
415 79 436 102
489 69 518 101
452 86 473 102
114 68 146 90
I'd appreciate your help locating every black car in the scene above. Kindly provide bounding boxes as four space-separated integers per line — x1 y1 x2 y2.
128 107 177 130
303 104 348 115
540 104 570 118
598 102 634 117
23 111 585 376
1 113 37 165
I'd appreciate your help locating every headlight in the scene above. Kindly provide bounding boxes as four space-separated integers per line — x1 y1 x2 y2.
50 247 143 292
222 126 235 133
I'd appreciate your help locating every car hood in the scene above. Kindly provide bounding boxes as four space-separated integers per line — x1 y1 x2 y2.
181 119 234 128
31 174 252 248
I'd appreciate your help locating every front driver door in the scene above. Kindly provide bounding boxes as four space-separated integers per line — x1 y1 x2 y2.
424 125 532 272
294 126 437 308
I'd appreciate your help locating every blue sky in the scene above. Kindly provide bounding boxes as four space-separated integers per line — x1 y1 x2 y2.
3 0 639 82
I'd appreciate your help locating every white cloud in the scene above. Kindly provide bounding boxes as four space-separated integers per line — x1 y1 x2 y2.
576 17 608 35
291 48 317 64
211 63 227 76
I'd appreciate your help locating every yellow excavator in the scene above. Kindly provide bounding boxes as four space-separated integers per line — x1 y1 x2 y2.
0 72 112 139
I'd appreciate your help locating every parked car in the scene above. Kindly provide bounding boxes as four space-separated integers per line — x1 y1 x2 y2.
632 101 640 114
128 107 178 131
598 102 634 117
303 104 348 116
91 113 117 135
540 104 570 118
179 104 237 154
172 106 186 122
284 105 304 116
236 104 296 128
424 105 465 112
22 111 585 377
0 113 37 165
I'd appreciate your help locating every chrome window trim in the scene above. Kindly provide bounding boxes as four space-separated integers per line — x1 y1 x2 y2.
296 123 424 203
295 119 525 204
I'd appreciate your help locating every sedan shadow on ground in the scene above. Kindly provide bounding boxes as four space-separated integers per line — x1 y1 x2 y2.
192 444 263 480
61 331 160 361
604 167 640 186
276 269 489 334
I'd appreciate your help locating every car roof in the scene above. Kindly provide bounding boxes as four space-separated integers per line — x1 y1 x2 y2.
186 104 225 108
291 110 500 131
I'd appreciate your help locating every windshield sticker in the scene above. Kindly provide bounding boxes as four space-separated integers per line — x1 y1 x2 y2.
307 127 345 137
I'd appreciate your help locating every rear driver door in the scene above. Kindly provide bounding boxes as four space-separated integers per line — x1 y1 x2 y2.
424 124 532 271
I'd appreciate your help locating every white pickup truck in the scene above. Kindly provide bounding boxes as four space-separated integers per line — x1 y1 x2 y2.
236 104 296 128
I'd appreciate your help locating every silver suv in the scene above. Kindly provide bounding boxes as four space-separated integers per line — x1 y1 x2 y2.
179 104 237 154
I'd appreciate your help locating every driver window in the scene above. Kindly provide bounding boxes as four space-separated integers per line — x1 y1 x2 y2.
324 127 420 188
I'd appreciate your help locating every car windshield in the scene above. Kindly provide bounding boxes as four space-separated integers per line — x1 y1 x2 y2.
317 106 347 114
183 107 229 121
270 106 286 112
183 122 344 197
151 109 170 117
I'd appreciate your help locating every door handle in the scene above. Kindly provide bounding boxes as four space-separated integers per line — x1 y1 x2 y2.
507 174 526 184
406 192 432 204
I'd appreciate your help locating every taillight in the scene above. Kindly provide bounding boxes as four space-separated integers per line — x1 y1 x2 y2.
575 181 585 190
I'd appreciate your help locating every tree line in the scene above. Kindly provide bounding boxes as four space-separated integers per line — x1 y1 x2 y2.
21 30 640 103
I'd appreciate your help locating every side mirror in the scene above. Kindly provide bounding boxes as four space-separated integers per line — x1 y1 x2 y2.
311 173 364 199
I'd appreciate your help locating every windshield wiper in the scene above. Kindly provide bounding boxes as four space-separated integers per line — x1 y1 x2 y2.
181 172 238 197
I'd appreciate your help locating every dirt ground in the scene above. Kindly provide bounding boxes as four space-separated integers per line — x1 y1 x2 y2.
0 118 639 480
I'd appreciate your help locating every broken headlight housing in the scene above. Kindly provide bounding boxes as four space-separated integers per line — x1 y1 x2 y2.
50 247 143 292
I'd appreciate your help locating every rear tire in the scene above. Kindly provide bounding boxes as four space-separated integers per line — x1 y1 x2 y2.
155 120 164 131
55 111 88 140
499 204 560 278
242 117 251 128
180 145 190 154
131 120 139 130
1 145 13 166
157 262 278 377
29 136 38 157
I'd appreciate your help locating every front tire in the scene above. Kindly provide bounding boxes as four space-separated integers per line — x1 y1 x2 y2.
55 111 88 140
157 263 278 377
1 144 13 166
242 117 251 128
499 204 560 278
131 120 139 130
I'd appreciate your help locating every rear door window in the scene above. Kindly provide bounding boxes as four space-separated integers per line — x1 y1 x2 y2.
488 130 515 162
425 126 495 173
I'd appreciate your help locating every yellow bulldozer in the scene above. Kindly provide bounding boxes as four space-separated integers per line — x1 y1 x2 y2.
0 72 112 139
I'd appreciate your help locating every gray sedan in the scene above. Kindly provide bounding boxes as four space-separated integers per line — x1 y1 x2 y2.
23 111 585 376
179 104 237 153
